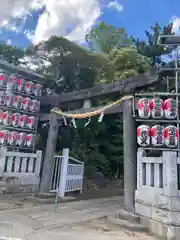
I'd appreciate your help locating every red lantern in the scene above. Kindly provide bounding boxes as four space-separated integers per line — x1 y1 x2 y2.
18 114 28 128
13 95 23 109
151 125 164 147
22 97 31 111
30 99 40 112
164 125 178 148
17 78 25 92
25 81 33 94
0 91 6 105
164 98 177 119
0 72 7 86
16 132 26 147
27 116 36 129
6 91 14 107
0 130 9 145
8 131 18 145
34 83 43 96
150 98 164 118
7 75 17 90
3 111 11 125
11 113 20 127
137 98 151 118
137 125 150 146
0 110 3 124
25 134 34 147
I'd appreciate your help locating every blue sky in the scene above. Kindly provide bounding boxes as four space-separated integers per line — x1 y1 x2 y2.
0 0 180 49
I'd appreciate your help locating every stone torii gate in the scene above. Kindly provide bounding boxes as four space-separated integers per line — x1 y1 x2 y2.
38 68 167 213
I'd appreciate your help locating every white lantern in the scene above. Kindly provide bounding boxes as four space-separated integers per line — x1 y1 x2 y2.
16 132 26 147
11 112 20 127
150 98 164 118
0 91 6 105
0 110 3 124
164 98 177 119
7 75 17 90
18 114 28 128
34 83 43 96
13 95 23 109
137 125 150 147
3 111 11 125
6 91 14 107
164 125 178 148
0 72 7 87
22 97 31 111
17 78 25 92
30 99 40 112
25 81 33 94
0 130 9 145
151 125 164 147
27 116 37 129
25 134 34 147
137 98 151 118
8 131 18 145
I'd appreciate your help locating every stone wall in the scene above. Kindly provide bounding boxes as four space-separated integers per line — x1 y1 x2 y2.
135 149 180 239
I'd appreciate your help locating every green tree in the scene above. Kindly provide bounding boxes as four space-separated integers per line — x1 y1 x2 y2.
0 41 26 65
86 21 132 54
133 22 174 67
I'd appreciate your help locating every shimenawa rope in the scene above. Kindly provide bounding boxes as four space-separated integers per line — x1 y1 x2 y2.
50 95 133 119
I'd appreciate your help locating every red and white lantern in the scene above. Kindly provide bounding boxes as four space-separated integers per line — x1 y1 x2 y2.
6 91 14 107
27 116 36 129
164 98 177 119
0 130 9 145
13 95 23 109
16 132 26 147
3 111 11 125
22 97 31 111
0 72 7 86
25 81 33 94
17 78 25 92
0 110 4 124
11 113 20 127
18 114 28 128
0 91 6 105
7 75 17 90
137 98 151 118
25 134 34 147
34 83 43 96
8 131 18 145
151 125 164 147
137 125 150 146
164 125 178 148
150 98 164 119
30 99 40 112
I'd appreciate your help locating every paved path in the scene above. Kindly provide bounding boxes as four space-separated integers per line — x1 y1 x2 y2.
0 196 155 240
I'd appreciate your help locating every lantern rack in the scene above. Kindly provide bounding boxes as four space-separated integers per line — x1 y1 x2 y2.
0 66 43 152
0 87 41 99
134 36 180 152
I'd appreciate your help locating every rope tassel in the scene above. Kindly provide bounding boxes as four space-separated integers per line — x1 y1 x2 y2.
98 112 104 122
72 118 77 128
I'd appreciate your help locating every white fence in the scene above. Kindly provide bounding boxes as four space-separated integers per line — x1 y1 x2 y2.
50 148 84 197
0 147 42 193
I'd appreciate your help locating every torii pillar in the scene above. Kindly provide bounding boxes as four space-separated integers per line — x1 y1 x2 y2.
123 99 137 212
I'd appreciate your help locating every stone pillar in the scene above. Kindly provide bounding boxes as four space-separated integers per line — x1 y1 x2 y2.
123 99 137 212
40 113 59 193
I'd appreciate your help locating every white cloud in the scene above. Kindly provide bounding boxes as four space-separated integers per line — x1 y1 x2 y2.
171 16 180 34
107 1 123 12
28 0 101 44
0 0 124 45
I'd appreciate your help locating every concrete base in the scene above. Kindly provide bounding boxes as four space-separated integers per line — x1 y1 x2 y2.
140 215 180 240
